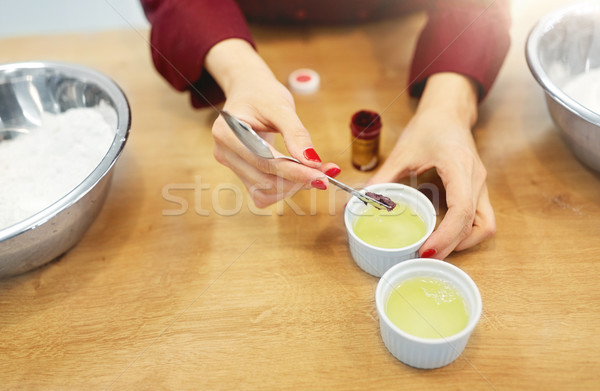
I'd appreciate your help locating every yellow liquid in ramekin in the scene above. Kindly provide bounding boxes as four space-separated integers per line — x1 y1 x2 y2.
352 202 427 249
385 276 469 339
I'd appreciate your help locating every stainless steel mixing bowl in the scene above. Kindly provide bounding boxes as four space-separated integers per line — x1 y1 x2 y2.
526 1 600 172
0 61 130 278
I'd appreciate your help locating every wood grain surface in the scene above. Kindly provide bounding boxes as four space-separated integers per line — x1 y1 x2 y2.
1 1 599 390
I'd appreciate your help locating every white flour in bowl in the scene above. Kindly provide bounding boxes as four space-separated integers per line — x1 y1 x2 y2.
0 107 114 230
562 68 600 115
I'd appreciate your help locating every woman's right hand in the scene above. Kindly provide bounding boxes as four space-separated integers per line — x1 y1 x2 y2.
205 39 340 207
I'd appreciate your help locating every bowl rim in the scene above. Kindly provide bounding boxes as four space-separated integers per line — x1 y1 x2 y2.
0 61 131 241
525 0 600 127
375 258 482 345
343 183 436 253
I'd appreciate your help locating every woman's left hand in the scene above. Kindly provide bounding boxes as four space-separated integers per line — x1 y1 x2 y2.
368 73 496 260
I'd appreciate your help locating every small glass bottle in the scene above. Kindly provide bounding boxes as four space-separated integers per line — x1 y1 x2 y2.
350 110 382 171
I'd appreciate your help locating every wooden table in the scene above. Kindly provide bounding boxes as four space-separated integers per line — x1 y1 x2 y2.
1 1 599 389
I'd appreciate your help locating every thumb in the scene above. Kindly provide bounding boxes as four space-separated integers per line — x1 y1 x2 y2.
267 110 322 168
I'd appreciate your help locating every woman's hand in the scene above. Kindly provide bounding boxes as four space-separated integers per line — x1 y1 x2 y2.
206 39 340 207
368 73 496 259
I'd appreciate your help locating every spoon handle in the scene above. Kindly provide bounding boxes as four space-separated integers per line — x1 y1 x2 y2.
272 156 389 209
326 176 389 210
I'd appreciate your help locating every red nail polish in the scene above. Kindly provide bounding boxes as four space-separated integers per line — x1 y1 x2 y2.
303 147 322 163
325 167 341 178
421 249 437 258
310 179 327 190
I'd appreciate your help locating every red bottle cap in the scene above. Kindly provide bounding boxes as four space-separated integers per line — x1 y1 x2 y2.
350 110 382 140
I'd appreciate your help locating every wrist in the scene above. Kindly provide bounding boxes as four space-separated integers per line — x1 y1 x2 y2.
416 73 479 128
205 38 275 95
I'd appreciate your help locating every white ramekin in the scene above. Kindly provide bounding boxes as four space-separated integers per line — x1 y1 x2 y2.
375 258 482 369
344 183 436 277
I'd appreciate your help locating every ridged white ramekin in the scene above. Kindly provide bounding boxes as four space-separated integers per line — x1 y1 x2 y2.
375 258 482 369
344 183 436 277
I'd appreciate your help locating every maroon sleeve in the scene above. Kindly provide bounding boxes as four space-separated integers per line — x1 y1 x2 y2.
408 0 511 101
140 0 255 108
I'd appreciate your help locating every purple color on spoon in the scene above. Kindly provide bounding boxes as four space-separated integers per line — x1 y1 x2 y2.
365 192 396 211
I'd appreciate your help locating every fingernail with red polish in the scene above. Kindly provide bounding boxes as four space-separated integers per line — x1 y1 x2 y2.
421 249 437 258
310 179 327 190
303 147 322 163
325 167 341 178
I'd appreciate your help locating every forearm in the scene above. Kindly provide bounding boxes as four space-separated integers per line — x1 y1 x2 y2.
205 38 275 97
416 72 479 130
409 0 511 101
141 0 255 107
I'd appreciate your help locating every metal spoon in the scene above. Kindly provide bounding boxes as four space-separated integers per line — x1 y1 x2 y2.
220 110 393 210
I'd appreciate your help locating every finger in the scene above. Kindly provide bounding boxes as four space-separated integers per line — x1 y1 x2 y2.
220 138 332 207
256 130 276 146
226 155 304 208
213 116 268 166
219 145 300 193
418 167 476 259
215 115 327 188
454 185 496 251
320 162 342 178
261 157 331 190
264 108 322 168
240 176 303 208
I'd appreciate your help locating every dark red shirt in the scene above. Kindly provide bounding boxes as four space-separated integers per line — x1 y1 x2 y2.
141 0 511 107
